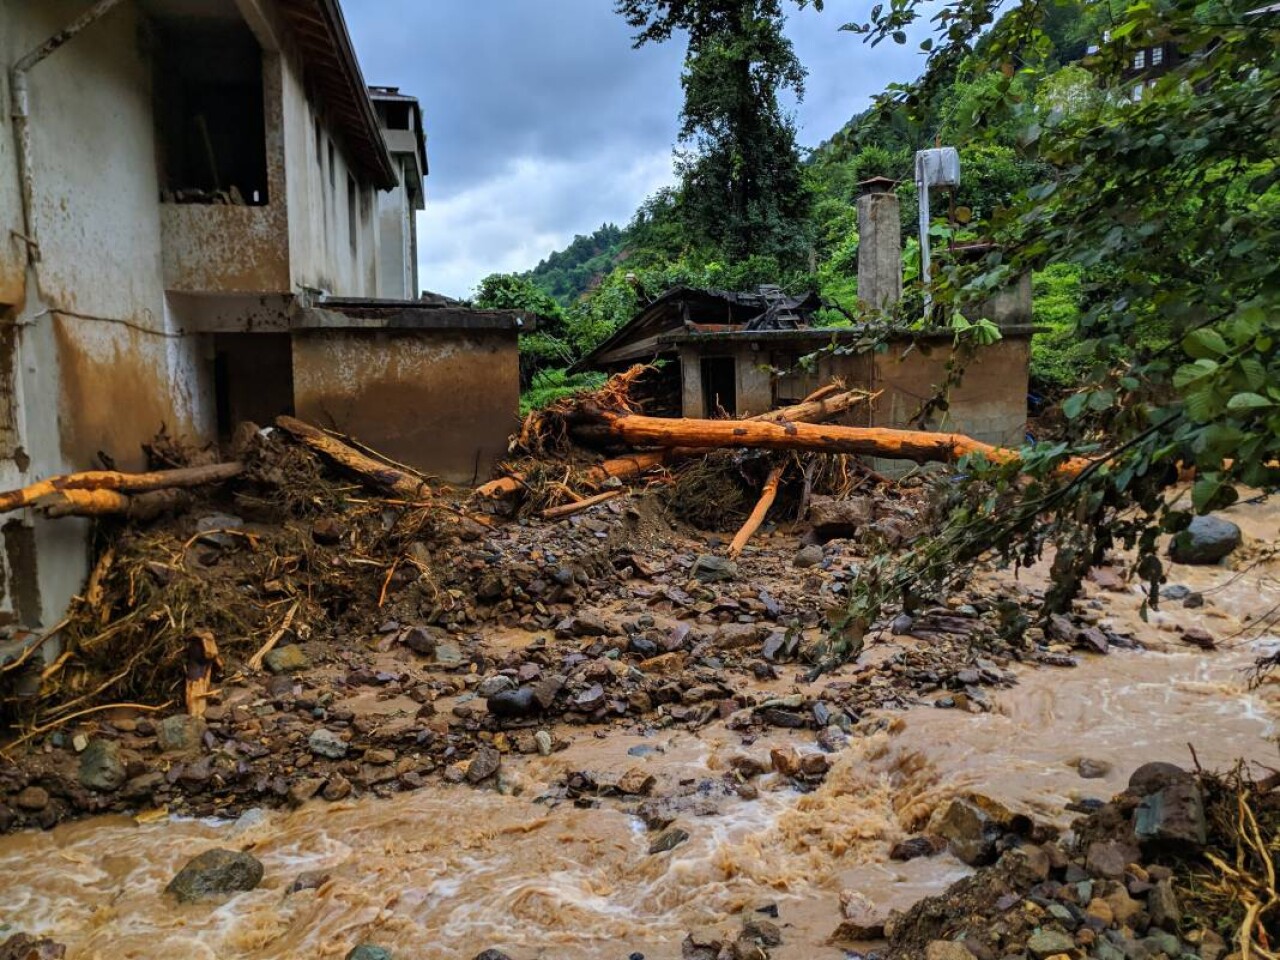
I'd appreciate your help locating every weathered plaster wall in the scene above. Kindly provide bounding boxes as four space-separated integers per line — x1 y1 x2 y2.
281 49 381 298
292 329 520 485
0 39 25 309
376 172 413 299
0 2 215 626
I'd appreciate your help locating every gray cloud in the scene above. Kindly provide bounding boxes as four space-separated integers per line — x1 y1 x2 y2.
344 1 926 298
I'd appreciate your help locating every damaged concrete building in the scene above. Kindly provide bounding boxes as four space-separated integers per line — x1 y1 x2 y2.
0 0 527 629
574 178 1033 473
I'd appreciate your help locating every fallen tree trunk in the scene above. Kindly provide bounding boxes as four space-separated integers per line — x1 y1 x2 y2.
35 488 192 520
476 387 876 499
727 465 785 558
577 411 1091 475
542 489 624 520
0 462 242 516
275 416 431 501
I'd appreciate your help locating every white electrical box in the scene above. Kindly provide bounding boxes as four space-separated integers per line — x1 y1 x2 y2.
915 147 961 189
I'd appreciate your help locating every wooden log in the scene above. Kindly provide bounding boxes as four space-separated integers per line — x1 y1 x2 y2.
476 388 875 498
727 465 785 558
542 489 624 520
184 629 222 718
580 411 1091 475
0 461 243 516
275 416 430 501
34 488 192 520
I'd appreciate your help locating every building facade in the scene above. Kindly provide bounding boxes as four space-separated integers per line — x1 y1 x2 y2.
0 0 523 633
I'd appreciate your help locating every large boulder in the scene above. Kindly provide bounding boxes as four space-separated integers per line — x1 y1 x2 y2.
165 848 264 902
78 739 126 792
931 798 999 866
1134 780 1207 850
1169 515 1242 565
808 497 874 543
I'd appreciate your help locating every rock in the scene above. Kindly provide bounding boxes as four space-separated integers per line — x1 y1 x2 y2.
345 947 393 960
1003 844 1051 885
932 798 998 866
287 778 325 807
78 739 126 792
472 952 512 960
809 497 874 542
0 933 65 960
1077 758 1112 779
487 686 538 719
1134 780 1207 849
760 631 797 662
691 555 737 583
156 715 207 753
401 626 439 656
264 645 311 674
1169 515 1241 565
1085 839 1141 879
648 826 690 855
466 746 500 783
1148 878 1180 931
1180 627 1216 650
434 642 464 667
890 835 944 862
769 746 801 777
534 730 553 756
476 676 516 698
285 870 330 894
924 942 972 960
682 928 724 960
1128 762 1192 796
1104 886 1144 928
195 513 244 548
363 748 394 765
166 848 264 902
836 890 888 940
1027 929 1075 959
322 774 352 802
615 768 656 796
308 729 348 759
14 786 49 811
793 544 824 569
573 684 606 712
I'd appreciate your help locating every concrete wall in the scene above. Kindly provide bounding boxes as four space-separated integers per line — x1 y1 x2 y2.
376 163 414 299
0 1 217 627
292 329 519 485
677 343 775 419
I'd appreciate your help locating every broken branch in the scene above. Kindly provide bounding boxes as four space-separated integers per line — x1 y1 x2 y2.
0 462 243 516
276 416 430 500
728 465 785 558
542 489 624 520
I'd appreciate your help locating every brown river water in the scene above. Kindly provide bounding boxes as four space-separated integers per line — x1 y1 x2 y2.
1 501 1277 960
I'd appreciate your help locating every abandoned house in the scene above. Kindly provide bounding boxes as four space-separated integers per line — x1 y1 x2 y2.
573 178 1033 473
0 0 527 630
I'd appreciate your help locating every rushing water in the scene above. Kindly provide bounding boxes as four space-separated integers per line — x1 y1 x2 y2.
1 503 1277 960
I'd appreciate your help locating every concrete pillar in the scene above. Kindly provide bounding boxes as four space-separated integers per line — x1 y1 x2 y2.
856 177 902 313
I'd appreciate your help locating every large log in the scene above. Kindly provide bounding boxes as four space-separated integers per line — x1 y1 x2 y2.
0 462 243 516
579 411 1091 475
476 387 875 498
275 416 430 500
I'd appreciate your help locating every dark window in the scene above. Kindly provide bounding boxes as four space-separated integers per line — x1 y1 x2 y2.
700 357 737 417
155 19 268 205
328 140 336 192
347 174 357 254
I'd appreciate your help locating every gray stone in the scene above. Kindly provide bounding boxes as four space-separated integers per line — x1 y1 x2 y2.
1078 758 1112 779
166 848 264 902
793 544 824 569
487 686 538 719
264 645 311 674
1148 878 1180 931
1128 762 1192 796
1086 840 1141 879
345 948 393 960
1134 781 1207 849
933 798 998 866
78 738 126 792
308 728 349 760
195 513 244 548
156 715 207 753
1169 515 1242 565
691 555 737 583
809 497 874 542
1027 929 1075 959
434 642 463 667
924 943 972 960
466 746 500 783
648 826 690 855
472 952 512 960
476 676 516 698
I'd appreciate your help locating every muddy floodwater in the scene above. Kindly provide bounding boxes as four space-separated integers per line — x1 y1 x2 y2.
2 505 1277 959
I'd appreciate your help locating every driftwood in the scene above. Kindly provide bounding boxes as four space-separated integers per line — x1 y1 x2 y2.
0 462 242 516
35 488 192 520
542 489 624 520
727 464 785 558
576 411 1091 475
184 629 222 718
476 387 876 499
275 416 431 500
247 599 301 672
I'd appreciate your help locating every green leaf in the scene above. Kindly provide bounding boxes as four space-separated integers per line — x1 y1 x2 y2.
1062 392 1088 420
1227 392 1273 412
1183 328 1230 359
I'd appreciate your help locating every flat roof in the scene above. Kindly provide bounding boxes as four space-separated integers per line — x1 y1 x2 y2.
296 298 536 333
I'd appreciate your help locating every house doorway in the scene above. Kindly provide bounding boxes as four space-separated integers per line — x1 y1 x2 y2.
700 357 736 417
213 333 294 439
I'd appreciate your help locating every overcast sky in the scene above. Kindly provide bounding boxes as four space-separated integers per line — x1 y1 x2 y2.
344 2 926 300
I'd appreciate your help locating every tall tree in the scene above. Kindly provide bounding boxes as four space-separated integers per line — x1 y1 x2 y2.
616 0 821 266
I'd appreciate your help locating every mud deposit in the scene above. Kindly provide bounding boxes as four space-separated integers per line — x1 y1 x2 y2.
0 499 1276 959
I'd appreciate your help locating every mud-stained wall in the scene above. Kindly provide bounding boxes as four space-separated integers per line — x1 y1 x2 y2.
292 329 520 485
160 54 290 293
0 53 25 308
870 335 1030 448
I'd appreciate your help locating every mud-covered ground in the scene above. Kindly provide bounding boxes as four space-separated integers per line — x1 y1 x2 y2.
0 430 1276 960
